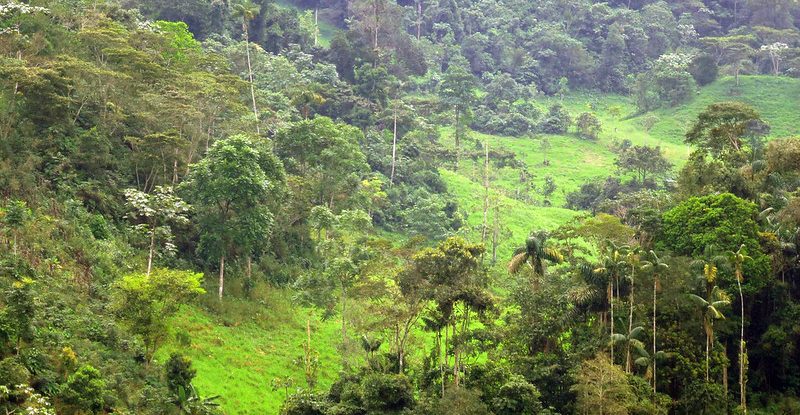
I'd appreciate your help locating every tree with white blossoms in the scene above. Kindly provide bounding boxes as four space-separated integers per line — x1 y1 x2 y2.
124 186 190 276
0 384 55 415
0 1 49 35
760 42 789 75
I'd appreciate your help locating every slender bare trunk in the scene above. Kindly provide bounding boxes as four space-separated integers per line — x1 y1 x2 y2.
653 274 657 396
706 331 710 382
243 26 260 135
390 106 398 185
341 284 347 366
147 227 155 276
491 203 499 263
626 268 634 373
416 1 422 40
481 139 489 245
738 278 746 413
610 282 615 364
454 110 460 170
314 8 319 46
218 254 225 300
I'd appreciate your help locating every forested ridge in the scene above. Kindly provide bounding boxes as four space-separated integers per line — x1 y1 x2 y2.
1 0 800 414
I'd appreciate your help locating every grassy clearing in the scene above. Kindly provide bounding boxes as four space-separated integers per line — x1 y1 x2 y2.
649 75 800 142
441 169 581 261
159 289 343 414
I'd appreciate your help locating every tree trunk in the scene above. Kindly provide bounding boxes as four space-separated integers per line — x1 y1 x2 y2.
218 254 225 300
491 203 499 263
390 105 398 185
147 227 155 276
314 7 319 46
737 278 747 413
723 342 729 398
706 330 711 382
341 284 347 366
244 27 260 135
610 283 615 364
454 110 460 170
626 267 635 373
481 139 489 245
416 1 422 40
653 275 658 396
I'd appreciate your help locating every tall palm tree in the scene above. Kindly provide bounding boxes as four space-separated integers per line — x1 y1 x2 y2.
729 244 751 414
508 231 564 288
612 325 645 373
625 247 642 373
232 0 261 135
689 285 730 382
593 242 628 364
642 250 668 396
633 345 667 387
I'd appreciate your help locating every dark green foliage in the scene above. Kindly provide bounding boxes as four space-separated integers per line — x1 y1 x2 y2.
676 381 727 415
437 388 491 415
539 105 572 134
492 375 544 415
685 102 764 160
0 357 30 387
280 391 330 415
689 54 719 86
165 353 196 396
360 373 414 412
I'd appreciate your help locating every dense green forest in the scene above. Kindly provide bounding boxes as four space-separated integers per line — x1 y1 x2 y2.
2 0 800 413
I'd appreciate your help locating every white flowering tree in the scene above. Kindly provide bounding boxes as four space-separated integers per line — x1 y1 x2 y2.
0 384 55 415
0 1 49 35
760 42 789 75
124 186 190 276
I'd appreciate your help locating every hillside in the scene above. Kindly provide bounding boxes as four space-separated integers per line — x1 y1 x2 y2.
163 75 800 414
4 1 800 415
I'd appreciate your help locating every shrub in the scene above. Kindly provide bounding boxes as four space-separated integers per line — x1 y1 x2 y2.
60 365 108 414
360 373 414 412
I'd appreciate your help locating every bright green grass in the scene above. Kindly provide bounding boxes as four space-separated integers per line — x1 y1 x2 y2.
444 75 800 211
159 292 343 414
649 75 800 143
441 169 581 261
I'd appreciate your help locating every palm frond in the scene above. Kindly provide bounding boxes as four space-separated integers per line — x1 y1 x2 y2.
508 252 528 275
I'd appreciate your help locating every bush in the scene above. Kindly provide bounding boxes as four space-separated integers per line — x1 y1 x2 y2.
539 105 572 134
60 365 109 414
360 373 414 412
677 381 727 415
437 387 491 415
0 357 30 387
492 375 544 415
689 54 719 86
165 353 196 396
280 391 330 415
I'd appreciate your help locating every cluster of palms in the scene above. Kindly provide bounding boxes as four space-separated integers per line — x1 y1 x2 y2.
509 233 753 412
591 242 667 394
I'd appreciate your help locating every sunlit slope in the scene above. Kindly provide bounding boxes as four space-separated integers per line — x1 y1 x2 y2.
159 295 343 415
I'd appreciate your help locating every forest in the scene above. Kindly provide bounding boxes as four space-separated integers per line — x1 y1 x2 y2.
1 0 800 414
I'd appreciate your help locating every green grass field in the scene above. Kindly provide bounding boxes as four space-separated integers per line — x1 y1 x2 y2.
159 291 344 414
